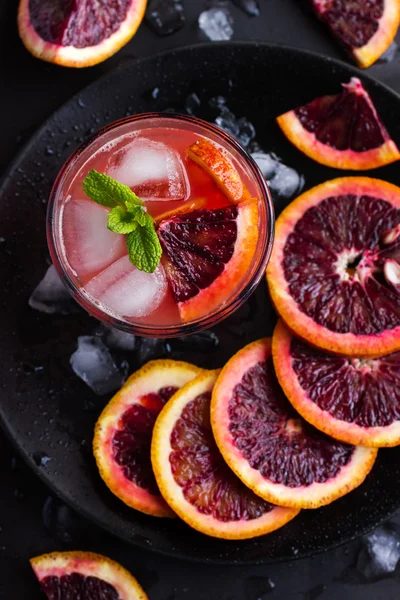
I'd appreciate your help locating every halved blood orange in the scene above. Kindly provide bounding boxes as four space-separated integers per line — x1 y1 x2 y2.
151 370 299 539
308 0 400 68
158 202 259 322
273 320 400 448
187 139 250 203
93 359 201 518
31 551 147 599
18 0 147 68
267 177 400 357
277 78 400 170
211 339 377 509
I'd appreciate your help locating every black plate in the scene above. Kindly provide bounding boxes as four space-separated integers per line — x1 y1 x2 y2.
1 42 400 565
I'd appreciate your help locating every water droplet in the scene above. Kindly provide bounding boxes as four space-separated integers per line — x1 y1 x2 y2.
45 147 55 156
22 362 45 375
33 452 52 467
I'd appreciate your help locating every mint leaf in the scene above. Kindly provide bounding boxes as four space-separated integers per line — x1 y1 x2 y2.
126 214 162 273
125 201 147 227
107 203 147 234
107 206 139 234
83 170 144 208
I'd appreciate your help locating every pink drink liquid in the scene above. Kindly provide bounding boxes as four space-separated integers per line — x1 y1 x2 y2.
53 116 267 332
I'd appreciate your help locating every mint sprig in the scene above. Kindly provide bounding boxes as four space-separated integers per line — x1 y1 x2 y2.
107 203 147 234
82 170 162 274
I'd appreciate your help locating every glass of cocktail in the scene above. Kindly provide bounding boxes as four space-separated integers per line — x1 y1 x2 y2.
47 113 274 337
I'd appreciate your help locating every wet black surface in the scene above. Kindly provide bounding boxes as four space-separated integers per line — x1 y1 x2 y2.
2 0 400 598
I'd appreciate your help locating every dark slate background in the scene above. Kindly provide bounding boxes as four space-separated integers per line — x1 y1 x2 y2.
1 1 400 598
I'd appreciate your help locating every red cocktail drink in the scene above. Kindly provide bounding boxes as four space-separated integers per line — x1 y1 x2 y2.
47 114 273 336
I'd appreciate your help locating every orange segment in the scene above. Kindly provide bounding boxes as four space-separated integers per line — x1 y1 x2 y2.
277 78 400 170
308 0 400 68
93 359 202 518
18 0 147 68
266 177 400 357
211 338 378 509
154 198 207 225
151 370 299 539
31 551 148 599
187 139 250 203
158 201 259 322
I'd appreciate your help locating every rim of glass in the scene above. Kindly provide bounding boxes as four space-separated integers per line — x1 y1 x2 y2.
47 112 275 338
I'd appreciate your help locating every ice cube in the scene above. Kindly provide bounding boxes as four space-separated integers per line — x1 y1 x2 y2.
84 255 168 319
235 117 256 148
145 0 186 36
169 331 219 352
97 324 136 352
232 0 260 16
29 264 75 315
62 198 126 282
210 96 255 149
109 138 188 202
251 152 305 200
215 114 240 140
339 525 400 584
70 336 126 395
198 8 234 41
137 337 168 364
268 162 304 199
251 151 279 180
363 527 400 579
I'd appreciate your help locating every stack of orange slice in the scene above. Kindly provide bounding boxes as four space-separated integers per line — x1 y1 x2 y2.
93 336 380 540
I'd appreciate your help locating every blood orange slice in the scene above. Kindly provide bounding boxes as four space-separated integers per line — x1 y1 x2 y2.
273 320 400 448
277 78 400 170
267 177 400 357
309 0 400 68
188 139 251 203
93 359 201 518
18 0 146 68
158 202 259 322
151 370 299 539
31 551 147 599
211 339 377 509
